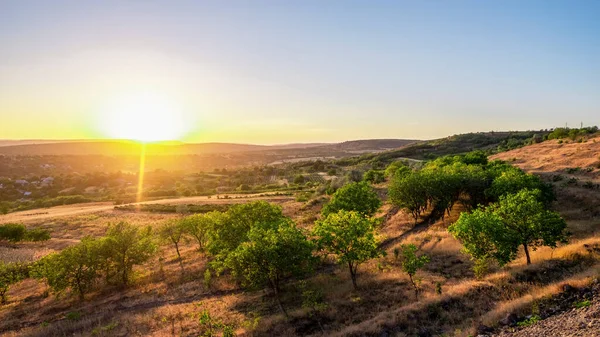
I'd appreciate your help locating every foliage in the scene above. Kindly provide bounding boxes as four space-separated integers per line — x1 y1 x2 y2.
102 222 157 286
159 220 186 272
399 244 429 300
363 169 385 184
180 213 216 251
449 209 517 267
0 223 50 242
24 228 51 241
491 189 568 264
312 210 384 289
35 237 103 300
322 181 381 218
384 161 411 178
206 201 286 260
388 172 428 223
0 262 28 304
450 189 569 269
486 167 555 205
0 223 27 242
517 315 541 327
225 217 314 316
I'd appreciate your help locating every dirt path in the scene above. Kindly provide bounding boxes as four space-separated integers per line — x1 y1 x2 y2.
0 193 293 224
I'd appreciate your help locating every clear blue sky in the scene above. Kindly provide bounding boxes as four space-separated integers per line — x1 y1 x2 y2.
0 1 598 143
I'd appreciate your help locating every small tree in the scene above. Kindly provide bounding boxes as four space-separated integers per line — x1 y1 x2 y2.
321 181 381 218
102 222 157 286
181 213 215 251
388 172 428 224
399 244 430 300
159 220 186 273
384 161 410 178
0 262 28 304
207 201 286 260
226 218 314 317
37 237 102 300
363 169 385 184
312 210 383 289
450 189 568 268
491 189 568 265
448 209 516 277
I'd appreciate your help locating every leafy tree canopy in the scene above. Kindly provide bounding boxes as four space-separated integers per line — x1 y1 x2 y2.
322 181 381 218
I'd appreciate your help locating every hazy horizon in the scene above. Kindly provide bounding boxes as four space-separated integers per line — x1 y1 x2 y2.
1 1 599 143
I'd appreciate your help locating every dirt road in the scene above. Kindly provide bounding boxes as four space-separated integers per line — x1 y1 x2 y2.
0 193 293 224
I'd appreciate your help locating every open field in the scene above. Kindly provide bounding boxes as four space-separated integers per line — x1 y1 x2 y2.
0 193 294 225
1 134 600 336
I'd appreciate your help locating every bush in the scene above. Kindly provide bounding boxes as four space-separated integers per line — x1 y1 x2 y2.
24 228 51 242
0 262 29 304
0 224 26 242
102 222 157 286
0 224 50 242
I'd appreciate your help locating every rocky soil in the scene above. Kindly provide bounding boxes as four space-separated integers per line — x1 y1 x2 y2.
485 282 600 336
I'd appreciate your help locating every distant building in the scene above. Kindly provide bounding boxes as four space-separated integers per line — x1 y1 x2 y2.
41 177 54 187
15 180 28 186
23 191 32 197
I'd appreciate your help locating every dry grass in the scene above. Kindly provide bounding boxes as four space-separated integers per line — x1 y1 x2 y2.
2 143 600 336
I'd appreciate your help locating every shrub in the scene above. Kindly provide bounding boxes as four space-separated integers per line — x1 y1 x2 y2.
0 262 29 304
35 237 103 300
312 210 383 289
101 222 157 286
225 218 314 316
24 228 51 242
0 224 27 242
321 181 381 218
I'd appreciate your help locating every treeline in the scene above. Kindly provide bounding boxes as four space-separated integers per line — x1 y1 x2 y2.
387 151 568 275
1 195 92 214
0 151 571 326
0 183 427 319
0 223 50 242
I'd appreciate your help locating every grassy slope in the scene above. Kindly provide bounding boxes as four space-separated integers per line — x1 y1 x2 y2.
2 134 600 337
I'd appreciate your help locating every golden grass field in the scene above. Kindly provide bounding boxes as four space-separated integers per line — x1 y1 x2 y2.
1 137 600 336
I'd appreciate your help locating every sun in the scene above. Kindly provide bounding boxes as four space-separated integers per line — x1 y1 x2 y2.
101 93 186 142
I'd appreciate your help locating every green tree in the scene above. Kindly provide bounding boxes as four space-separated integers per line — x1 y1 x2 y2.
388 172 428 223
399 244 430 300
293 175 305 184
0 223 27 242
36 237 102 300
207 201 286 260
312 210 384 289
226 218 314 317
384 161 411 178
449 189 568 268
321 181 381 218
449 209 517 276
486 168 555 205
363 169 385 184
159 220 186 273
491 189 568 265
102 222 157 286
181 213 215 251
0 262 28 304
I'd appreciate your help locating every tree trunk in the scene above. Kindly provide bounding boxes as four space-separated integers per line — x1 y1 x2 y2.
409 274 419 301
175 243 184 274
272 284 288 318
349 262 358 289
523 243 532 265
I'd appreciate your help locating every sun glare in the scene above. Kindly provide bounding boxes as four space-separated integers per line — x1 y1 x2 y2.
101 93 186 142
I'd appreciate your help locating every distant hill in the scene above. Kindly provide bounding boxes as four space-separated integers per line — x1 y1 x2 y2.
317 139 417 152
335 130 552 166
0 139 413 156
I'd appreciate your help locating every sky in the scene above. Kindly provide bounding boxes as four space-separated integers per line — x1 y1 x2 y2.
0 0 599 144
